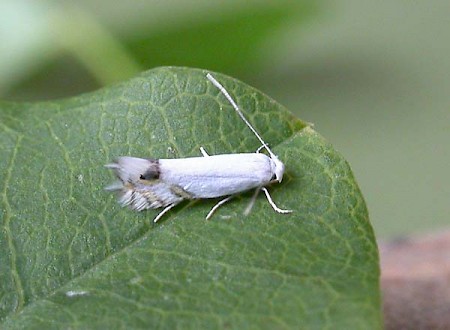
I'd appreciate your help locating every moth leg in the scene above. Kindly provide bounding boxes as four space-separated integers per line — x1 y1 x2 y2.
243 187 261 216
261 187 292 214
200 146 210 157
255 143 268 154
153 203 178 223
206 196 234 220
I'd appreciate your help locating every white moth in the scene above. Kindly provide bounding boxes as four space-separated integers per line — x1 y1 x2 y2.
106 73 292 223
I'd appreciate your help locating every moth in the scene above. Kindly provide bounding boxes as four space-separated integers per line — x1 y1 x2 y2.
106 73 292 223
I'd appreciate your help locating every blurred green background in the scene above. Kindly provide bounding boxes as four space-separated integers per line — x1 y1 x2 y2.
1 0 448 238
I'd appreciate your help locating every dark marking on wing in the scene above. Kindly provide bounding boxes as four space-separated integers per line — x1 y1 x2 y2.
139 159 160 180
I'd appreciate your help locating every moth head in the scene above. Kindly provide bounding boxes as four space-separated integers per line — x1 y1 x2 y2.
271 155 285 183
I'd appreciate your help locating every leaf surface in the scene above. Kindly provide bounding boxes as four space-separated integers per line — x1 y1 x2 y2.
0 67 381 329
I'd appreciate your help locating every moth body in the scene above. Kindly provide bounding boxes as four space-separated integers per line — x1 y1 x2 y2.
160 153 277 198
106 73 292 222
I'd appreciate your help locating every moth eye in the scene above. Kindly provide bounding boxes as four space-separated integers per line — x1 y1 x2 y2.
140 174 145 180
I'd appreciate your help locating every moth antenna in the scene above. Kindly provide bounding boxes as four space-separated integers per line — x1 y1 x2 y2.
206 73 276 159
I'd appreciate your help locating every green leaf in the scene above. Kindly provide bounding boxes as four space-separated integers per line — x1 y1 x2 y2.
0 67 381 328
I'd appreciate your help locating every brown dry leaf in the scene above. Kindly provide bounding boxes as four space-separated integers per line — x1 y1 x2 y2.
380 230 450 329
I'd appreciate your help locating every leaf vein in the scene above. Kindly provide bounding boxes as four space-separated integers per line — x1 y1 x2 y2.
2 135 26 314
